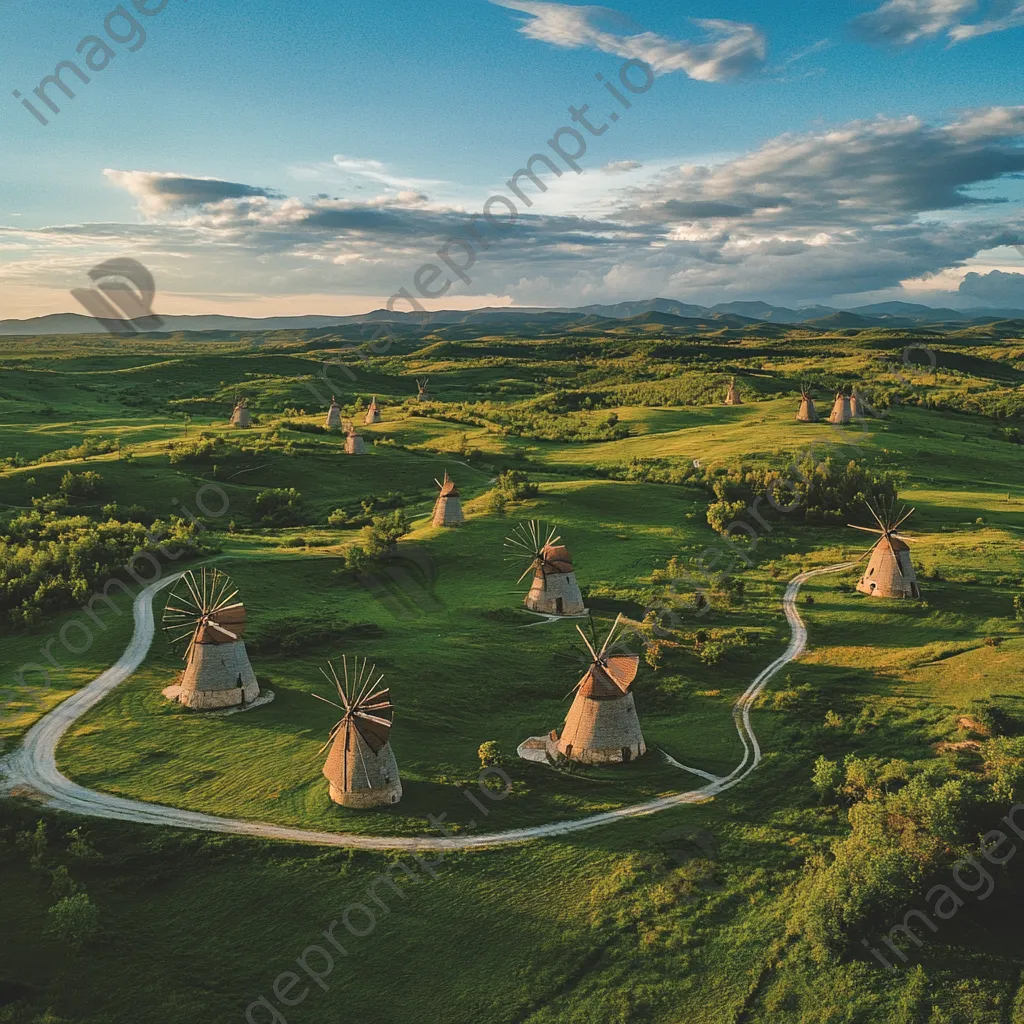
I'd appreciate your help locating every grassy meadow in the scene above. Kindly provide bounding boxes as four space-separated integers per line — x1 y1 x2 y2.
1 324 1023 1022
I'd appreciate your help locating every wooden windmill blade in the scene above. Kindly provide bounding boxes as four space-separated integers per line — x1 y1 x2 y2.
505 520 559 588
161 568 247 660
892 506 916 531
847 524 883 534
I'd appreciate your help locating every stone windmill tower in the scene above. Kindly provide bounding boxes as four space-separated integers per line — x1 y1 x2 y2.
230 398 252 428
849 502 921 599
725 378 742 405
161 568 260 709
416 378 430 402
554 615 645 764
431 471 464 526
829 389 852 424
314 656 402 808
796 385 819 423
344 420 366 454
364 396 382 424
325 396 342 430
505 520 585 617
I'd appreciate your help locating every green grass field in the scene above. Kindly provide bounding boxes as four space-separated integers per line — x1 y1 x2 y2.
2 330 1023 1023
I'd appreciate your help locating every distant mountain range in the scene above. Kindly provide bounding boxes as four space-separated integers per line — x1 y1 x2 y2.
3 297 1024 336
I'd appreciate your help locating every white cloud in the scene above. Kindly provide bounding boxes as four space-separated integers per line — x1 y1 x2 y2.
851 0 1024 45
490 1 766 82
102 170 283 217
601 160 643 173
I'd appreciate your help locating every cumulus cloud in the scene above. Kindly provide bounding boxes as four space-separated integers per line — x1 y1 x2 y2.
851 0 1024 45
102 170 284 216
958 268 1024 304
490 0 766 81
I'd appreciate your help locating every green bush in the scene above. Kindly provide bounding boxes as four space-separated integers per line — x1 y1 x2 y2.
254 487 307 527
46 892 99 950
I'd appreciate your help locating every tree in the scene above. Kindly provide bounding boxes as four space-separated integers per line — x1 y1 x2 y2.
361 509 410 556
812 756 841 803
47 892 99 950
706 499 747 536
478 741 504 769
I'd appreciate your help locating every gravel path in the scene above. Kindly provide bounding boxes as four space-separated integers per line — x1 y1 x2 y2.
1 563 853 851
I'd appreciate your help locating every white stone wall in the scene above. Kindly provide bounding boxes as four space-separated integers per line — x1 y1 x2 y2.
556 691 646 764
525 571 584 616
178 640 260 709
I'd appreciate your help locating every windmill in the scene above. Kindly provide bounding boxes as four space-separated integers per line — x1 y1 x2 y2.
364 396 382 424
230 397 251 428
504 520 585 616
553 615 645 764
829 388 851 424
432 471 464 527
725 378 742 405
796 383 818 423
343 419 366 455
416 378 430 401
313 657 402 807
325 395 342 429
848 501 921 599
850 389 866 419
161 568 260 708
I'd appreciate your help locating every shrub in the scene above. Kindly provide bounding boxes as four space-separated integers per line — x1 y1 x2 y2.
496 470 538 502
823 710 844 729
46 892 99 950
254 487 307 527
59 471 102 497
327 508 349 527
478 741 504 769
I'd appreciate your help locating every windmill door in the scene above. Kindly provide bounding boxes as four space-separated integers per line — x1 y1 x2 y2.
621 747 632 763
555 598 563 614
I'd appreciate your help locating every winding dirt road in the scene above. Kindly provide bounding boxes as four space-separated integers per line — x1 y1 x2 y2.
1 563 853 851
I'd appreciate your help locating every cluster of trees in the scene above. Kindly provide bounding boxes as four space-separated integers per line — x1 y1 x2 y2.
709 455 897 526
11 820 101 951
793 741 1024 959
420 399 627 443
1 508 213 628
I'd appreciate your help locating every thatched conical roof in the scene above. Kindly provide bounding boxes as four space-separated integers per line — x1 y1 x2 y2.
850 390 865 418
364 397 382 424
725 378 742 405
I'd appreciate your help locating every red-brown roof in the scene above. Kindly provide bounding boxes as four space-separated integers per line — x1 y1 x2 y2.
541 543 574 574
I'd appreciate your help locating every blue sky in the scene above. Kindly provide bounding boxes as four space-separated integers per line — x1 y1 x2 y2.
2 0 1024 317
